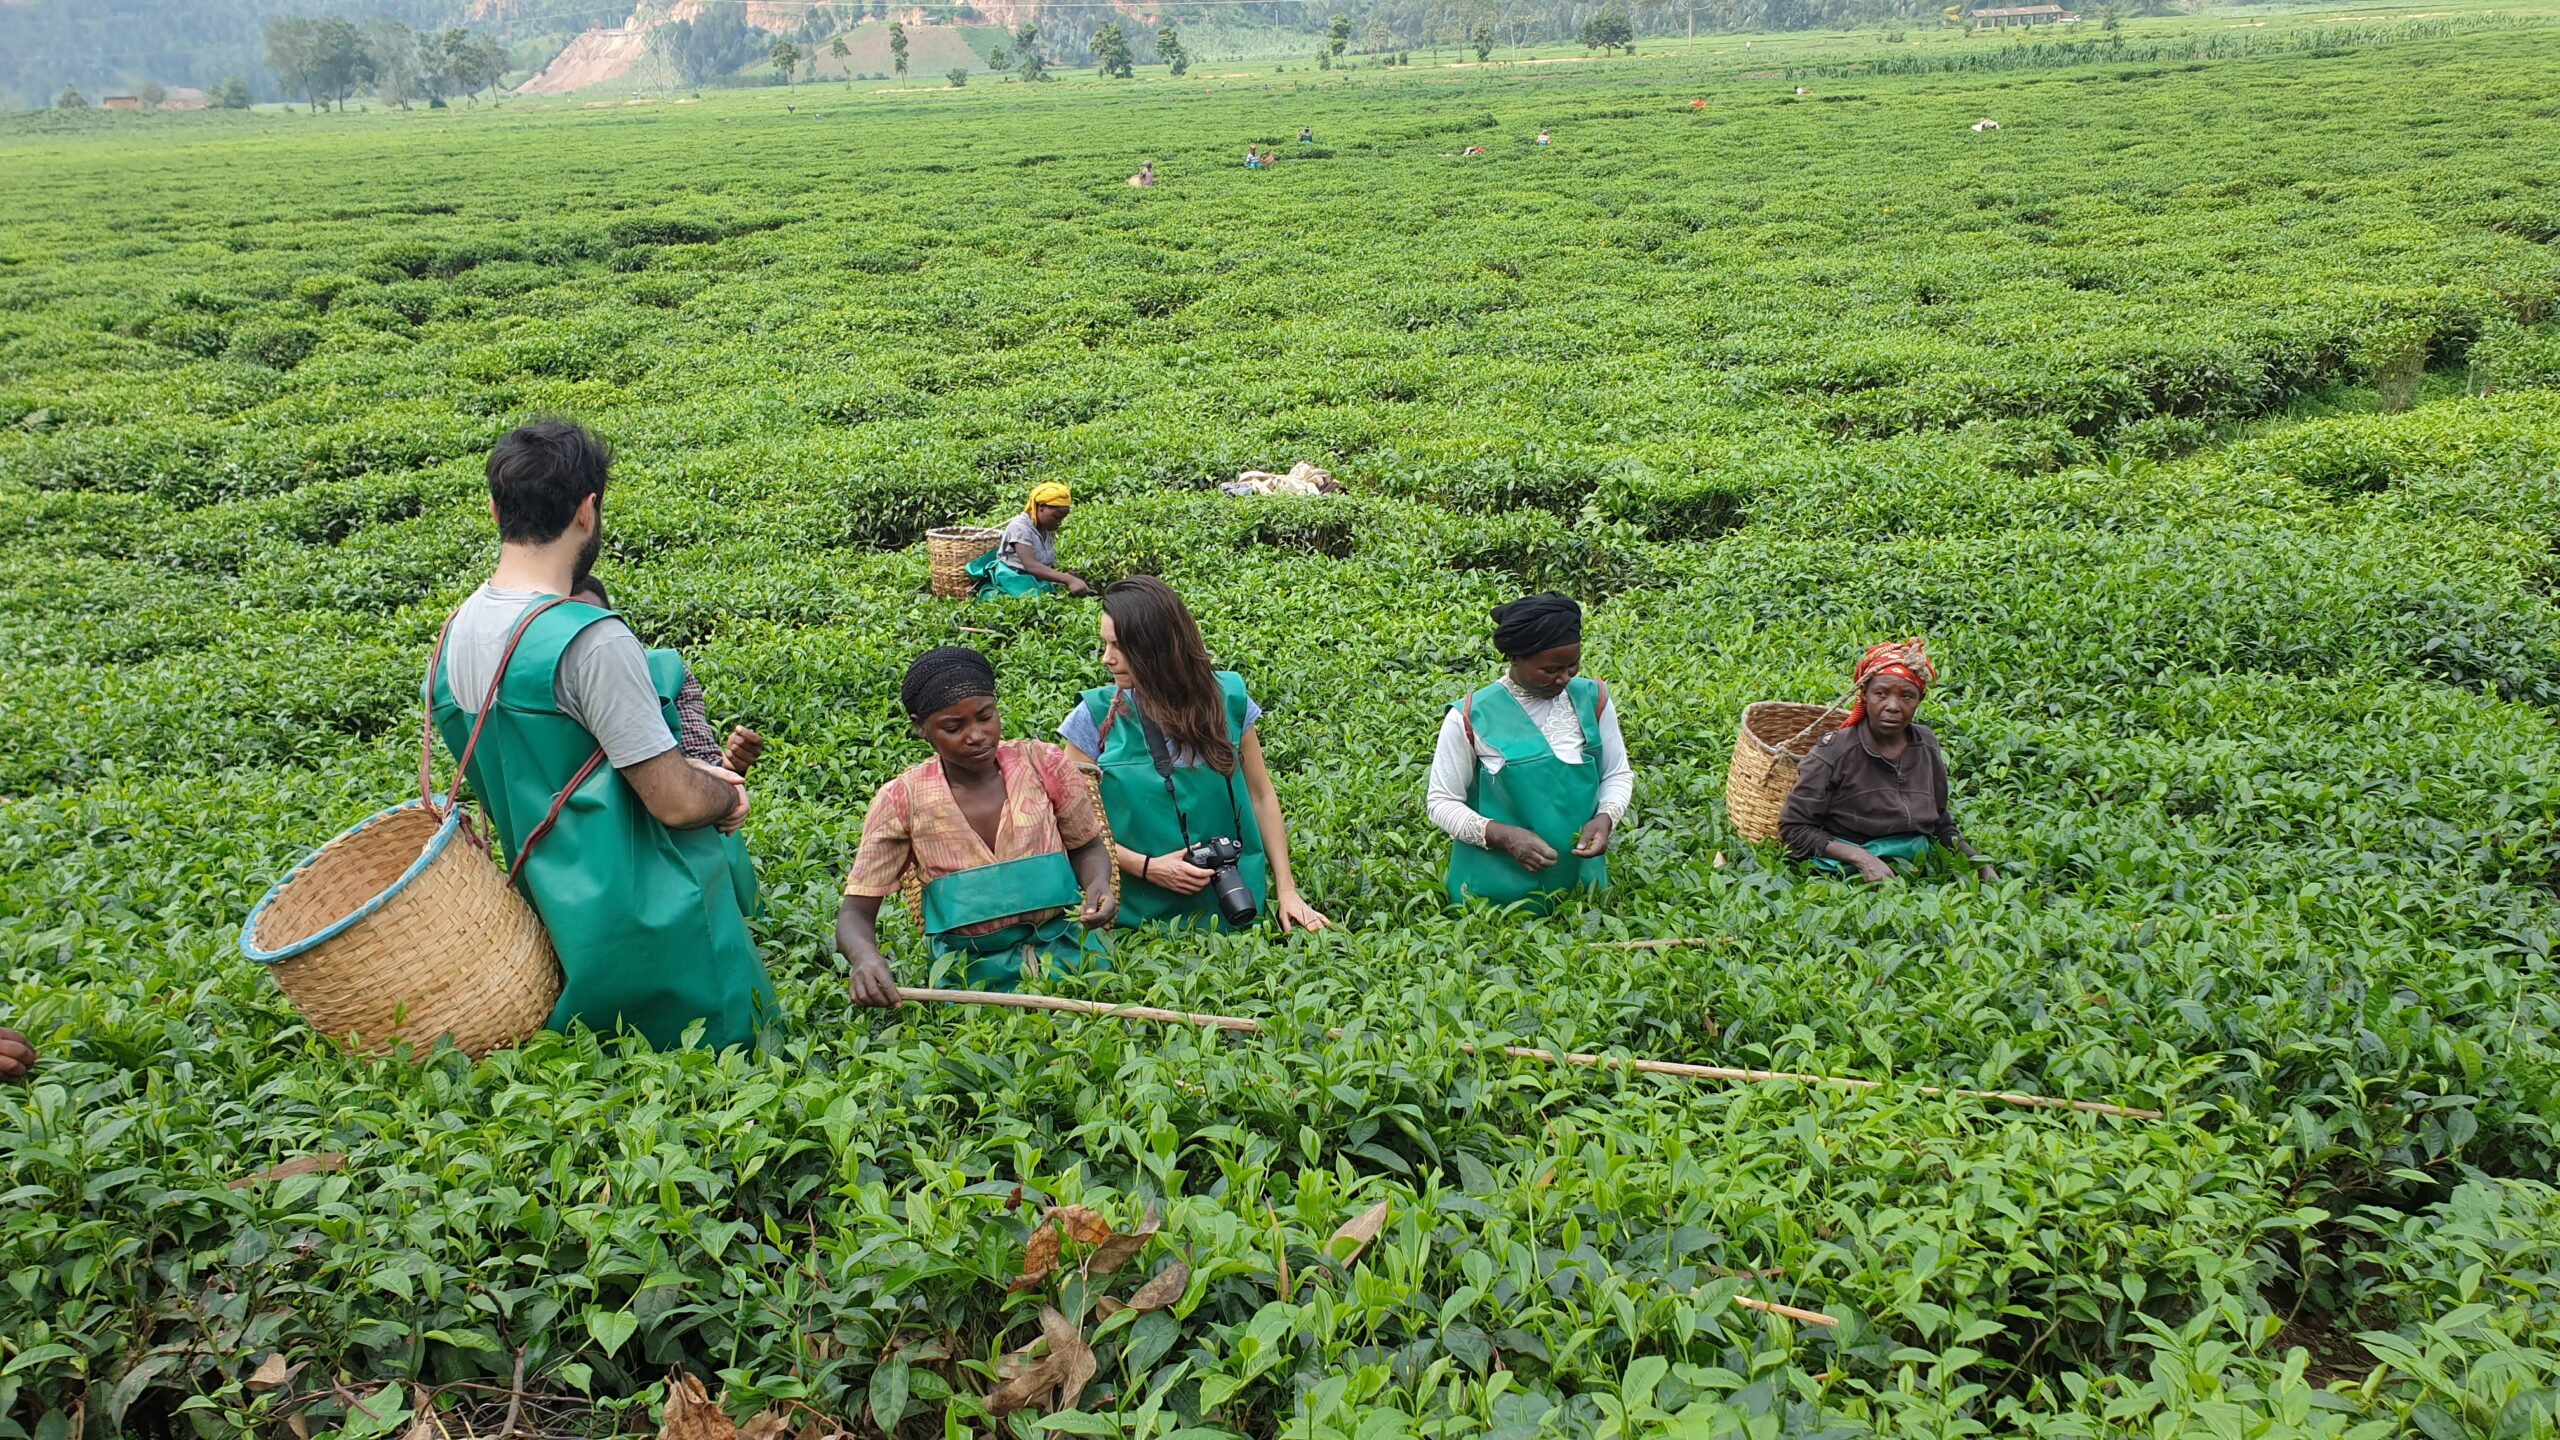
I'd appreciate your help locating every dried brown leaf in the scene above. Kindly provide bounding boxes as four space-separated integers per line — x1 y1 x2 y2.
284 1415 311 1440
981 1335 1065 1417
1083 1204 1160 1276
736 1410 792 1440
792 1421 846 1440
1008 1220 1062 1293
246 1354 294 1391
230 1154 348 1189
399 1387 437 1440
1048 1205 1113 1246
1095 1297 1125 1319
1328 1199 1390 1265
1044 1304 1098 1413
1127 1261 1189 1312
660 1371 737 1440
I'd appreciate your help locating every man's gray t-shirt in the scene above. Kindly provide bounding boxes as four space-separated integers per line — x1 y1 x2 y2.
442 585 676 770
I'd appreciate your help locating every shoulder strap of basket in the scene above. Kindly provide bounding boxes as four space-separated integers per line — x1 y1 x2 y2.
1091 689 1128 752
420 596 607 870
1779 691 1855 751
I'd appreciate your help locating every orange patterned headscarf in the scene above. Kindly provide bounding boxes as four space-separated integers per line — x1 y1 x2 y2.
1844 638 1936 729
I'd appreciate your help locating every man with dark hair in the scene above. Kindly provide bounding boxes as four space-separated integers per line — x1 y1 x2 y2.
427 420 776 1050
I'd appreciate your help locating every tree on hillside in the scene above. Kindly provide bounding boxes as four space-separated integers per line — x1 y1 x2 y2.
139 81 166 109
215 75 253 109
1365 18 1392 52
947 66 968 86
1328 14 1352 54
1157 24 1188 75
1093 22 1133 77
307 16 366 110
264 16 317 110
652 10 764 87
1013 23 1046 81
1578 4 1632 54
830 34 851 74
988 40 1011 70
460 33 509 103
1472 21 1494 58
56 83 86 108
771 39 800 83
889 21 909 76
365 16 420 106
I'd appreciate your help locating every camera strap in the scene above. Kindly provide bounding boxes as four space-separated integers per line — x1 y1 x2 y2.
1132 699 1246 852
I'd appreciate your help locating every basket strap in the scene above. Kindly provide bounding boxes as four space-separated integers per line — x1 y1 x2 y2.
420 611 462 810
1774 692 1855 752
422 595 577 845
1091 691 1126 752
510 748 606 875
1076 760 1120 904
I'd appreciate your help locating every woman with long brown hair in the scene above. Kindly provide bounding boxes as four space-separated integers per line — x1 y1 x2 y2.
1058 577 1329 933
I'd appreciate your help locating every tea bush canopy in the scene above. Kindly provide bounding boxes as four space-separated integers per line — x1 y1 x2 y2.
2 8 2559 1440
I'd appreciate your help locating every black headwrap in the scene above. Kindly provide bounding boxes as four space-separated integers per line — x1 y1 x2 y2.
1491 593 1582 659
901 646 998 719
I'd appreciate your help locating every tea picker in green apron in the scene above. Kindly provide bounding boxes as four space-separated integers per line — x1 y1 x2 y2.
1059 576 1331 934
430 420 777 1051
968 482 1094 599
836 647 1118 1007
1429 592 1634 910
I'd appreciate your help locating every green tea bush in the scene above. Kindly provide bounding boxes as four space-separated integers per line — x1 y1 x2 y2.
3 20 2559 1440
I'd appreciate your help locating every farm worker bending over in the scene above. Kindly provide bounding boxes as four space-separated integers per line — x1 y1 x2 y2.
429 421 776 1050
970 482 1091 598
1779 639 1996 884
1060 577 1330 934
836 647 1118 1007
1428 593 1631 909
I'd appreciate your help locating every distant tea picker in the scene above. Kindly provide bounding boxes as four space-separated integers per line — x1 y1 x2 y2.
1779 639 1996 884
969 482 1092 597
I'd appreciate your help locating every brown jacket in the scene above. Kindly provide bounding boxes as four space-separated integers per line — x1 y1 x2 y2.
1779 720 1975 860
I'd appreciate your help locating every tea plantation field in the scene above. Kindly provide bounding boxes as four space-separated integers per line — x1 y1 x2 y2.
5 14 2560 1438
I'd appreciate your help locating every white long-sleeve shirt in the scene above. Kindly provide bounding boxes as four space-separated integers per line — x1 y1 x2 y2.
1425 677 1633 849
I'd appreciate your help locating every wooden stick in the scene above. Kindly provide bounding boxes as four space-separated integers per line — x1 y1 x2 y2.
1733 1294 1838 1327
1595 936 1733 951
891 989 2163 1121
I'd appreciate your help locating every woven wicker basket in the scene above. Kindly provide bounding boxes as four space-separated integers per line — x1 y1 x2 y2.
240 799 561 1058
1725 701 1850 843
927 525 1002 600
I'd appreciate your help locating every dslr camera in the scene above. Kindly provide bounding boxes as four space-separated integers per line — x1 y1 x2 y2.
1183 836 1258 928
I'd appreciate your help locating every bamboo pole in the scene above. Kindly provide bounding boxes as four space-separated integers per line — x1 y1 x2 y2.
891 989 2162 1121
1732 1294 1838 1327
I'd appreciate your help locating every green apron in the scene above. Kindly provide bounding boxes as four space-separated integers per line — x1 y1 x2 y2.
428 600 776 1051
1445 678 1608 910
645 648 760 921
1082 672 1270 930
919 852 1108 991
1810 833 1933 876
968 546 1061 598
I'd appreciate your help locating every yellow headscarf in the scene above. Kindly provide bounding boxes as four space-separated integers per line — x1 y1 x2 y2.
1026 482 1073 516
